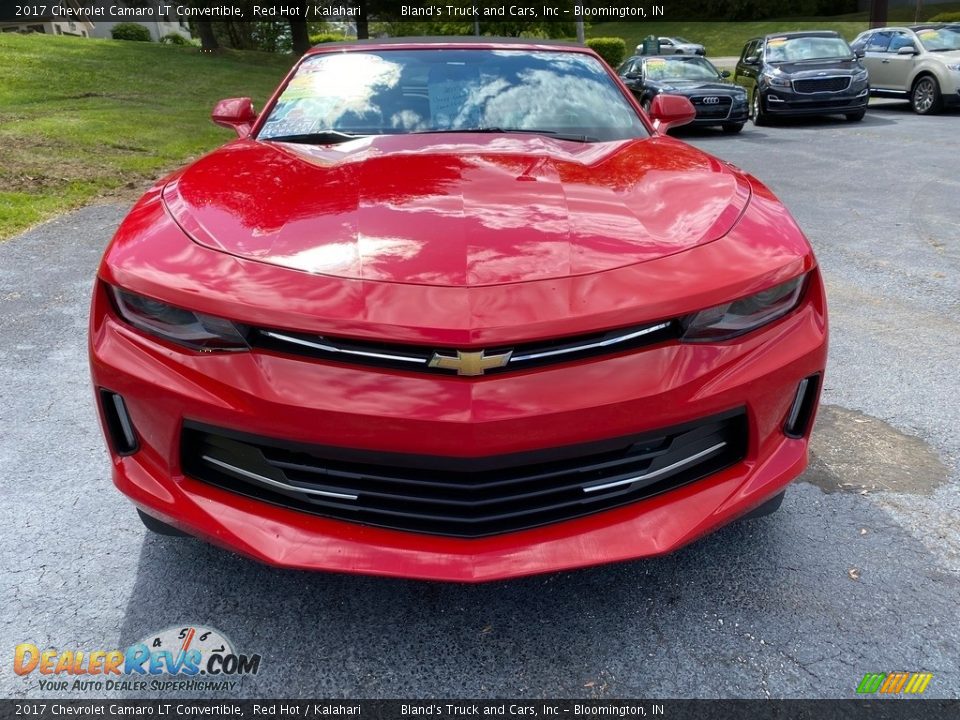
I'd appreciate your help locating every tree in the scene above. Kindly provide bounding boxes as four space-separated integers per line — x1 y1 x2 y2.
195 22 219 51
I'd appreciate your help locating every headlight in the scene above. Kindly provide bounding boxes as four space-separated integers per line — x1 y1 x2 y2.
853 69 868 81
681 275 807 342
947 63 960 72
110 286 249 351
762 71 791 88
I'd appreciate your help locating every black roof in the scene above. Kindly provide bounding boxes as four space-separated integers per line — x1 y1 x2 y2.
747 30 843 42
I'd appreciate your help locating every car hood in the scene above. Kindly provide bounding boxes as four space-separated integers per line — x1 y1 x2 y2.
162 134 751 287
771 58 863 77
649 80 744 94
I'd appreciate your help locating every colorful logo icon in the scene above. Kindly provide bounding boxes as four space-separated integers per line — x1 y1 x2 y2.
857 672 933 695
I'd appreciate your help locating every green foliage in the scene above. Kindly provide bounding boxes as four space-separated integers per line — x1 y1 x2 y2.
111 23 152 42
0 33 293 239
930 11 960 21
309 33 345 45
586 37 626 68
160 33 190 46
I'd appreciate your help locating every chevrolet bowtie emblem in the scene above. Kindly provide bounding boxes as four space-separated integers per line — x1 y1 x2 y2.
428 349 513 376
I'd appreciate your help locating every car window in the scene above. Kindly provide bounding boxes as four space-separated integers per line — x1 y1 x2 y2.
888 33 916 53
659 38 673 45
258 49 649 143
865 32 893 52
914 27 960 51
645 56 720 81
765 36 854 62
741 40 758 62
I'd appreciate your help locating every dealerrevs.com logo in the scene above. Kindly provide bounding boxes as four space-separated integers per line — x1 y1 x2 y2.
13 626 261 693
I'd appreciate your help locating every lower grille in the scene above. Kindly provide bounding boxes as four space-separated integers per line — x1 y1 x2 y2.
793 77 851 94
181 410 747 538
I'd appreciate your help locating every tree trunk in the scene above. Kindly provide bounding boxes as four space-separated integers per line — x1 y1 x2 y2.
196 22 219 52
290 20 310 54
355 0 369 39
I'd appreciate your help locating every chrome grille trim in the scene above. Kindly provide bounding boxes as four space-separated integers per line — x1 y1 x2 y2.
510 322 672 362
582 441 727 493
252 319 678 375
202 455 359 500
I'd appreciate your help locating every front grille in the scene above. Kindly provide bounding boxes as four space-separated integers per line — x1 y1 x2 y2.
690 95 732 120
181 410 747 538
793 77 851 94
249 319 679 377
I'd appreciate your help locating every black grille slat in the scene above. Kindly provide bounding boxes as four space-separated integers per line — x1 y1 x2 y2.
793 77 851 94
181 410 747 537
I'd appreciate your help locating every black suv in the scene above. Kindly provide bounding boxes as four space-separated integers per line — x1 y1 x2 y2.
734 31 870 124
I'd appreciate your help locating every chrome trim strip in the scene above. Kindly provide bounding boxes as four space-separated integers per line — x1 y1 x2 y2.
202 455 359 500
511 322 672 362
262 330 428 365
785 378 810 430
582 441 727 494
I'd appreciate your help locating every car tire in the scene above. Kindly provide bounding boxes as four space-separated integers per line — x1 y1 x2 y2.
751 90 769 126
845 109 866 121
739 491 785 521
137 509 189 536
911 75 943 115
722 123 744 134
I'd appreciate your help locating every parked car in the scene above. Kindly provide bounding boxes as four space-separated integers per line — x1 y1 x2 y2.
618 54 749 133
636 36 706 56
850 25 960 114
734 31 870 124
90 39 827 582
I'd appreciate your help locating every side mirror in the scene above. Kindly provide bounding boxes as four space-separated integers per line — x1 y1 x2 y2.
720 69 732 78
625 72 642 80
854 48 866 59
212 97 257 137
648 94 697 132
744 55 759 66
897 45 918 56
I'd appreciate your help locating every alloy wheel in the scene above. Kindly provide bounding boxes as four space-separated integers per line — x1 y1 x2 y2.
913 78 936 114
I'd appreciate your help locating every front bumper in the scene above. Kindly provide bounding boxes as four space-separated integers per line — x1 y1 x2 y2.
90 272 828 582
763 82 869 116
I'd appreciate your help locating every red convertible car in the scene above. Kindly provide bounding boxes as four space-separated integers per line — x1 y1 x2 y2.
89 39 827 581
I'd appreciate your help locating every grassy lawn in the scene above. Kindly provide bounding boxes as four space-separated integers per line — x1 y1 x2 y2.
587 3 960 56
0 34 293 240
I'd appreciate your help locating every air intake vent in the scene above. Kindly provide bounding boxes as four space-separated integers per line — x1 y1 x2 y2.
98 389 139 455
783 374 821 439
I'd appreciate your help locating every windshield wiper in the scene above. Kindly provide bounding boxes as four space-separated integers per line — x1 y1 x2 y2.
260 130 366 145
412 127 597 142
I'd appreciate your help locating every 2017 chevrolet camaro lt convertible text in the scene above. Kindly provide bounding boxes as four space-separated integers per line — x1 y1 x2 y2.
89 40 828 582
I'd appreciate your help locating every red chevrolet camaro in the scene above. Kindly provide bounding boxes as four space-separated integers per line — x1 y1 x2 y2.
89 39 827 582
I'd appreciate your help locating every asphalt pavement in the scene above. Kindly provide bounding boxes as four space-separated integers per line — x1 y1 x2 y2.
1 99 958 699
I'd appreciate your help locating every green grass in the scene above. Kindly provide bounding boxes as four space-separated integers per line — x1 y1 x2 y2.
587 4 960 57
0 33 294 239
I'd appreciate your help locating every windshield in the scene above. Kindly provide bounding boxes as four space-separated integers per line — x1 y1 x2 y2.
644 56 720 81
257 49 648 143
765 36 853 62
915 27 960 51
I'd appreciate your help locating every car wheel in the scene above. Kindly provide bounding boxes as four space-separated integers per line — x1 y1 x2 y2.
739 491 785 521
751 90 769 126
911 76 942 115
845 109 866 121
137 509 189 536
721 123 744 134
675 50 684 55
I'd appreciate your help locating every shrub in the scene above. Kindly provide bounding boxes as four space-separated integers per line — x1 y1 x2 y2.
309 33 344 46
160 32 190 46
586 37 627 68
929 11 960 21
111 23 151 42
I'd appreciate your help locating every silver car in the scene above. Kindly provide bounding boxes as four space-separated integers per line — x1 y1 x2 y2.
851 24 960 114
636 36 707 56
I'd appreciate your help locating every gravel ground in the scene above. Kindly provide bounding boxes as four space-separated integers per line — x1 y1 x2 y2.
1 99 958 700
